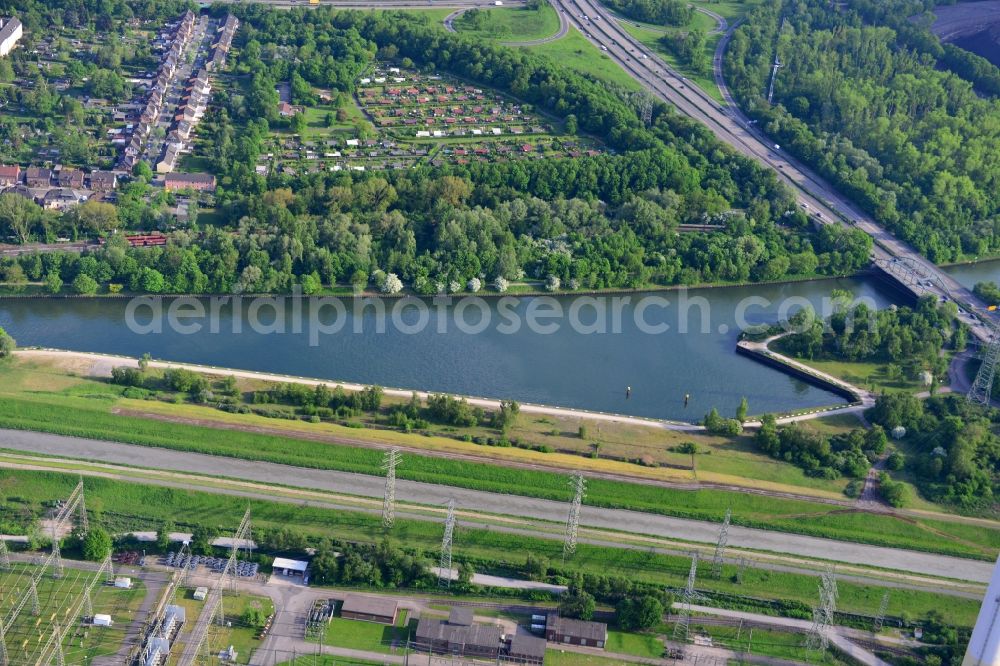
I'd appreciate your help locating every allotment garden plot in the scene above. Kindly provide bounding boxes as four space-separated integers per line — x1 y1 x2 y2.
264 64 603 176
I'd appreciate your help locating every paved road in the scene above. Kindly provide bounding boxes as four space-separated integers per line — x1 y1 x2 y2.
1 429 993 582
550 0 995 340
3 452 984 599
211 0 525 7
681 604 891 666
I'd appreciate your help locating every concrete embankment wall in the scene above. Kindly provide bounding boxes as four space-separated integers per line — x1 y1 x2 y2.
735 343 861 404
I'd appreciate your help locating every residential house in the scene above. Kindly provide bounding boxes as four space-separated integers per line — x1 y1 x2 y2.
156 144 181 174
89 171 118 192
0 17 22 57
57 168 84 188
0 164 19 186
24 167 52 188
163 172 215 192
41 188 87 211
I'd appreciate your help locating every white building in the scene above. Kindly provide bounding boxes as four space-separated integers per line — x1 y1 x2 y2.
0 17 22 57
272 557 310 584
965 553 1000 666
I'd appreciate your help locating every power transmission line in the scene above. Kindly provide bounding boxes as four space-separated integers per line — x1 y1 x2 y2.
439 499 457 588
563 473 586 560
805 567 838 651
873 592 889 633
970 320 1000 405
672 552 701 643
736 557 748 585
178 507 252 665
382 448 402 529
711 508 731 579
0 480 89 665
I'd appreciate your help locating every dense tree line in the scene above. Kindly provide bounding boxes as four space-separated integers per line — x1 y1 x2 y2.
3 0 195 32
778 294 957 383
309 539 434 588
659 28 709 74
848 0 1000 98
725 0 1000 262
867 394 999 511
600 0 692 26
754 413 884 481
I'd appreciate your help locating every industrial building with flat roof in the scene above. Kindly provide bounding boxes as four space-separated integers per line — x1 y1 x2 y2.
545 613 607 648
506 633 547 665
340 595 399 625
414 617 504 659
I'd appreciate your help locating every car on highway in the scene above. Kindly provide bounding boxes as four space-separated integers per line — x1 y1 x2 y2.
600 45 608 51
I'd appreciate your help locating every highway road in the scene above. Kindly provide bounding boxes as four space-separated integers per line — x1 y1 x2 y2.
548 0 994 339
209 0 526 8
1 429 993 583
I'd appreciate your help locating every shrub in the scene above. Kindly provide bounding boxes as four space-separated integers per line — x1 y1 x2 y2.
111 366 144 388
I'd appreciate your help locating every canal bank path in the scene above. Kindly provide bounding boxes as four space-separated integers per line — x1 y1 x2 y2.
15 348 872 430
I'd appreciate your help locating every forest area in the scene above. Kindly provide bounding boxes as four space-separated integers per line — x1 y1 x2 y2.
0 1 877 295
724 0 1000 263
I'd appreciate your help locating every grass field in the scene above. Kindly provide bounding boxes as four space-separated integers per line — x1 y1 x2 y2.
546 651 639 664
0 358 996 560
279 658 385 666
217 594 275 664
0 562 145 664
687 621 851 665
768 352 926 395
526 27 643 91
618 22 723 102
0 469 984 627
168 588 272 665
126 394 854 496
317 611 412 653
605 630 663 657
452 4 561 42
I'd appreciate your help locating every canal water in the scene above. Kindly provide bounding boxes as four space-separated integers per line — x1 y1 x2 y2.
0 272 942 422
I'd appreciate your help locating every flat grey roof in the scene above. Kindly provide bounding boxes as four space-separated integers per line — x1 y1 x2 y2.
415 618 503 651
509 633 547 659
547 613 607 642
341 594 398 618
449 607 473 626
